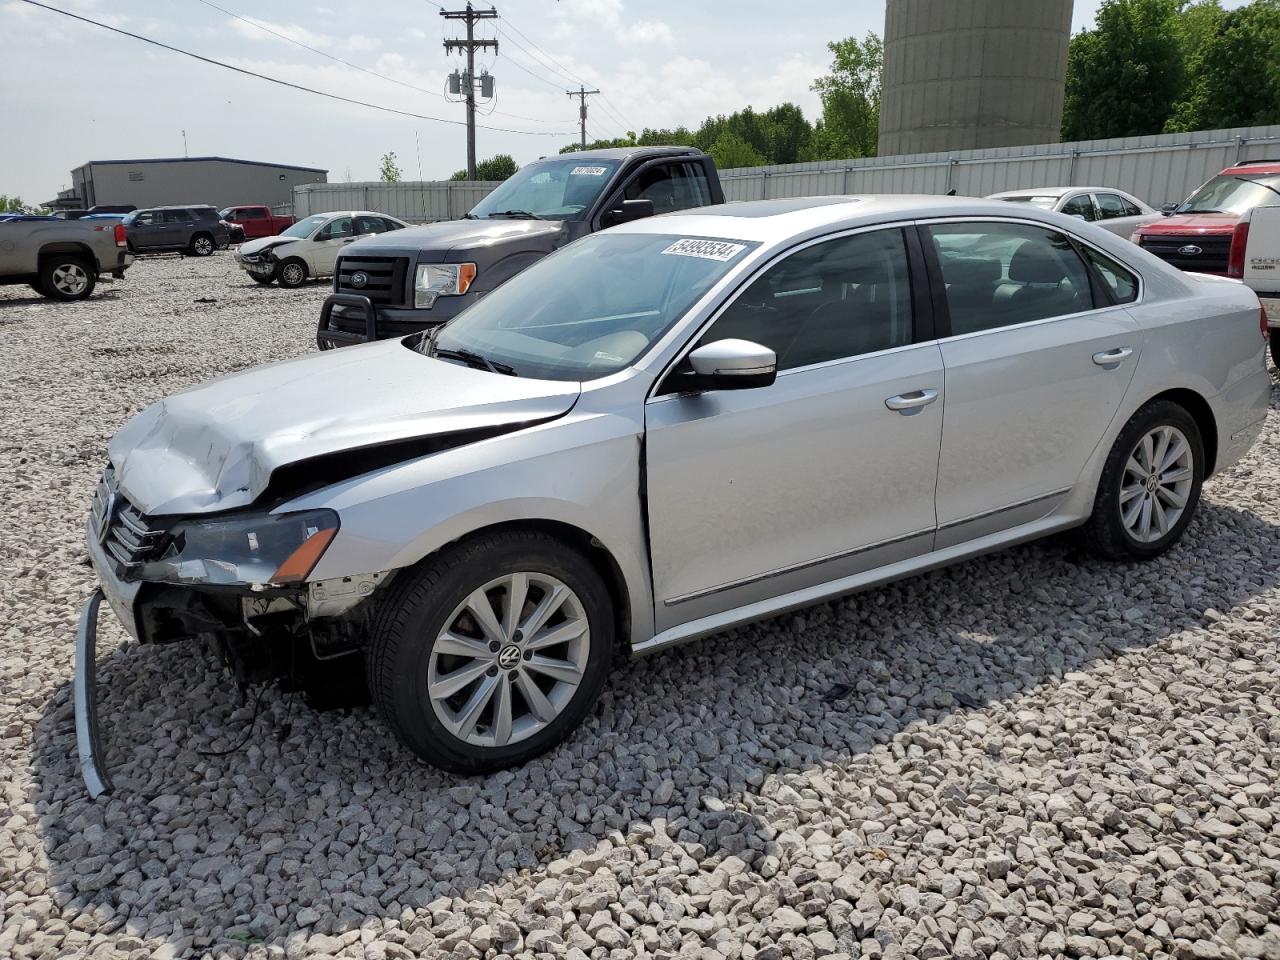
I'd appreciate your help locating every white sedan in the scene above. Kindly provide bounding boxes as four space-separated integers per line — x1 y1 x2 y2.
236 210 409 288
987 187 1161 238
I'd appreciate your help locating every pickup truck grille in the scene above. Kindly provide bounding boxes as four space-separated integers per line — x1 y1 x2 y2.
1139 234 1231 274
91 470 170 572
335 255 409 306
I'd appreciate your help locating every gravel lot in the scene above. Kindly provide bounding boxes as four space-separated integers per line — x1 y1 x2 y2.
2 254 1279 960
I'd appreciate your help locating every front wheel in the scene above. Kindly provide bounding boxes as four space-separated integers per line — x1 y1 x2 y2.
249 270 277 285
1078 399 1204 560
366 531 614 773
277 258 308 288
1269 328 1280 369
189 233 215 257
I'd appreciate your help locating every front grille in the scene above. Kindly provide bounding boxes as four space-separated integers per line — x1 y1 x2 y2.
335 255 409 306
1139 234 1231 274
91 470 170 572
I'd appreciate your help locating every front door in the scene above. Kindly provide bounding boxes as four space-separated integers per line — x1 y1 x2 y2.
311 215 354 274
129 210 164 248
645 226 944 631
923 220 1142 546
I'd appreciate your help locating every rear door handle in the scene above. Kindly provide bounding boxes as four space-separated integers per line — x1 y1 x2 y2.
885 388 939 414
1093 346 1133 366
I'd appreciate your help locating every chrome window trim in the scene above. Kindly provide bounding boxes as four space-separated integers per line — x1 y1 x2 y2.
644 220 920 404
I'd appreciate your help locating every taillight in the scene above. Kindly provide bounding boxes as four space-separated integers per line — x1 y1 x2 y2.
114 223 126 247
1228 220 1250 278
1262 304 1270 341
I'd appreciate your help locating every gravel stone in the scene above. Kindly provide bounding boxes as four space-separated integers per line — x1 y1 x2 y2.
2 257 1280 959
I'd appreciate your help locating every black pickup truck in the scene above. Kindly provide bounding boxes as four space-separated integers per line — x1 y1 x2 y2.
316 146 725 348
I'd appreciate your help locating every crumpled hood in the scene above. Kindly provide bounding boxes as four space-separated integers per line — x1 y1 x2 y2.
346 218 566 255
239 235 298 257
109 339 580 515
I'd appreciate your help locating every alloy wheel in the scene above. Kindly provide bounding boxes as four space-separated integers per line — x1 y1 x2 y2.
281 264 304 285
51 263 89 296
1119 424 1194 543
194 236 214 256
426 572 590 748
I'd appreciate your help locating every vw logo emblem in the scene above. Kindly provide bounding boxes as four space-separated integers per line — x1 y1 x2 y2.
1178 244 1202 256
350 271 369 288
97 491 117 545
497 645 522 669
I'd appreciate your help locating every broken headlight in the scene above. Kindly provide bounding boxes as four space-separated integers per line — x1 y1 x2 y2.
144 509 339 587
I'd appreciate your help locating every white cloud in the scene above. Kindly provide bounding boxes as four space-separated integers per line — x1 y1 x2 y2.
345 34 381 53
555 0 673 46
227 16 334 49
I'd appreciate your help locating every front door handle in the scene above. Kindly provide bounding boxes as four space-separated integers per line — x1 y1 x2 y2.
1093 346 1134 366
885 388 939 414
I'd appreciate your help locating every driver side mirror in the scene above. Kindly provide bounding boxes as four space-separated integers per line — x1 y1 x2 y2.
668 339 777 393
601 198 655 228
1161 202 1179 216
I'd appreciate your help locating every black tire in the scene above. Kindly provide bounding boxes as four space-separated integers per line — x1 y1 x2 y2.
189 233 216 257
1270 328 1280 369
38 256 96 302
1078 399 1204 561
249 271 277 285
29 281 45 295
277 258 308 288
366 530 614 774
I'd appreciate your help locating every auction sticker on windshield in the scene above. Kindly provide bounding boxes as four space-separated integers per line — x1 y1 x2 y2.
571 166 608 176
662 238 748 262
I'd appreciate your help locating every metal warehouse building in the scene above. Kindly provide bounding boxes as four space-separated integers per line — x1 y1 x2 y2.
67 157 327 211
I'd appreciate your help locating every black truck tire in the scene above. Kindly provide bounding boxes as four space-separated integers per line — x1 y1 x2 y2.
38 256 96 301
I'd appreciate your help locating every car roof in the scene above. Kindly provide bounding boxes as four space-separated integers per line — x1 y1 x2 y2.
549 146 703 162
612 194 1114 244
137 204 217 211
306 210 402 219
1224 161 1280 174
988 186 1136 199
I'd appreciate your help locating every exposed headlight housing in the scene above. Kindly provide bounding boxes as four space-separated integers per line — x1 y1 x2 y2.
415 262 477 308
144 509 339 587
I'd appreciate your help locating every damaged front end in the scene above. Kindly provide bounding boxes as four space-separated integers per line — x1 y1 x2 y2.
75 468 386 798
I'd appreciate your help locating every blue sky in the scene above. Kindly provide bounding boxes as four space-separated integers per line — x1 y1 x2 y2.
0 0 1248 203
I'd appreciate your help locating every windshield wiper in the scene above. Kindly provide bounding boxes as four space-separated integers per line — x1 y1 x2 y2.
486 210 544 220
435 347 518 376
1230 175 1280 201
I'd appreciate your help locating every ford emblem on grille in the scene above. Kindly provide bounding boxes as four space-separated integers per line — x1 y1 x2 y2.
1178 244 1203 256
96 491 117 546
350 271 369 288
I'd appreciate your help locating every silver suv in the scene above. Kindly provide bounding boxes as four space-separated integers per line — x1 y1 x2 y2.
121 205 230 256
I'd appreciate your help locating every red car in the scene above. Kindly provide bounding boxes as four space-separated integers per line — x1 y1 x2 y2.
218 205 295 241
1133 160 1280 278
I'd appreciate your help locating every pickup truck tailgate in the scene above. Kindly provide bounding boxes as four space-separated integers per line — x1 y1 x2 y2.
1244 204 1280 325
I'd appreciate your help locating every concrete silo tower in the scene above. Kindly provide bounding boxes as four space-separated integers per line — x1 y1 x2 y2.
877 0 1074 156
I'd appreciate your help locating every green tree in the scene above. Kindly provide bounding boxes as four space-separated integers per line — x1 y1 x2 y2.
378 152 402 183
1062 0 1185 140
810 32 882 159
450 154 519 181
1168 0 1280 131
1 195 29 213
706 131 767 169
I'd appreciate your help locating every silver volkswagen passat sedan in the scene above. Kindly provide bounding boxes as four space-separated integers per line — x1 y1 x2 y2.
77 195 1271 794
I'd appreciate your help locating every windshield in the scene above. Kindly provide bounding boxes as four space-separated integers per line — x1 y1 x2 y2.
422 232 758 380
998 195 1058 209
467 158 622 221
1178 173 1280 215
280 214 326 238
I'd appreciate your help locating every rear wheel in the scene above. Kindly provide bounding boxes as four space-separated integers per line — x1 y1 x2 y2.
1079 399 1203 560
189 233 215 257
277 258 308 288
38 256 96 301
366 530 614 773
1269 328 1280 369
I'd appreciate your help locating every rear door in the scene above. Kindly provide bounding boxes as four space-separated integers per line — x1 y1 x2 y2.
1094 192 1149 238
240 207 270 238
163 208 194 247
923 219 1142 547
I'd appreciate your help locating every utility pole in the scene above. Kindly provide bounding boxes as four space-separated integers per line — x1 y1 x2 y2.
566 85 601 149
442 3 498 180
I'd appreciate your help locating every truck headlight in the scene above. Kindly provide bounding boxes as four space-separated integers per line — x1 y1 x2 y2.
145 509 339 587
415 262 477 308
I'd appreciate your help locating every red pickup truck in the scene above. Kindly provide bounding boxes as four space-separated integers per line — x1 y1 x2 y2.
218 205 294 240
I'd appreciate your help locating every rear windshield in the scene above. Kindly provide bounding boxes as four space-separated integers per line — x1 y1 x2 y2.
1178 173 1280 215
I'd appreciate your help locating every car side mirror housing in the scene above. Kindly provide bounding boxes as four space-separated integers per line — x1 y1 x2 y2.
601 199 655 228
1161 202 1179 216
671 339 777 392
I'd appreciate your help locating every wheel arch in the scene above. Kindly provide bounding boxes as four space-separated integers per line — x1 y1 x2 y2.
1147 386 1219 477
38 242 96 265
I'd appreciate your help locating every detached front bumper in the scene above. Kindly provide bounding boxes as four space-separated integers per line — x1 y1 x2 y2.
75 590 114 798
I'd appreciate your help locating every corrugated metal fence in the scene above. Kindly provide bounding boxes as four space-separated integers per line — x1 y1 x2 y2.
291 180 504 222
291 124 1280 222
720 124 1280 207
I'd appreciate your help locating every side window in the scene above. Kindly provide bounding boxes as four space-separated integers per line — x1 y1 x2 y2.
354 215 385 234
623 162 710 215
927 221 1096 336
135 211 161 226
1060 194 1097 221
1120 197 1143 217
242 208 267 220
317 217 353 240
699 229 914 371
1081 246 1139 304
164 209 191 223
1095 193 1128 220
381 218 405 232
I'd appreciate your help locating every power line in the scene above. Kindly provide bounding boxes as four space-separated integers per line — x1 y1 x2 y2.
496 24 580 87
501 18 587 87
18 0 571 136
